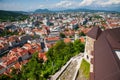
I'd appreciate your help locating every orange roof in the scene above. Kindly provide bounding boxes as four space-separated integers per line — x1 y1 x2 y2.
14 62 21 69
64 30 75 36
28 49 35 54
71 20 77 24
20 49 28 55
1 56 7 61
0 24 4 28
82 28 91 34
110 23 119 27
38 53 47 62
0 44 4 49
64 38 71 43
6 57 17 66
11 47 19 52
0 65 4 69
23 43 32 50
8 47 28 59
4 68 12 74
8 36 18 42
79 37 85 43
46 43 52 48
46 37 60 41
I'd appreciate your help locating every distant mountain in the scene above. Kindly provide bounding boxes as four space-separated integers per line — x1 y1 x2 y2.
61 8 95 12
62 8 119 13
34 9 52 13
34 8 120 13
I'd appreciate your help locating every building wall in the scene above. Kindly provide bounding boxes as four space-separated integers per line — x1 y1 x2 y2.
84 36 94 72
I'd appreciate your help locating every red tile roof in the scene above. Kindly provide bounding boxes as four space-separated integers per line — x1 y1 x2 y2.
6 57 17 66
46 37 60 41
23 43 32 50
0 65 4 70
64 38 71 43
14 62 21 69
64 30 75 36
79 37 85 43
38 53 47 62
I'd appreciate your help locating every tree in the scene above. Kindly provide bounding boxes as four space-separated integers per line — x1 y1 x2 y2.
21 52 44 80
59 33 66 38
0 75 10 80
10 68 22 80
7 40 85 79
74 39 85 53
79 32 86 36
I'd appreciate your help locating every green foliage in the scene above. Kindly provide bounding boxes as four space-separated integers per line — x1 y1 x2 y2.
80 59 90 79
2 40 85 80
10 68 22 80
59 33 66 38
79 32 86 36
0 74 10 80
74 39 85 53
0 30 19 37
0 10 28 22
101 26 105 30
94 15 102 19
20 52 45 80
32 34 40 39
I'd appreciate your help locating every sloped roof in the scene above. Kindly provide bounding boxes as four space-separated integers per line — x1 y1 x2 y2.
94 28 120 80
64 38 71 43
105 27 120 50
86 26 102 40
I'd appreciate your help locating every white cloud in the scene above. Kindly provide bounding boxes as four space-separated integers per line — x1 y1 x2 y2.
55 0 75 8
79 0 95 6
98 0 120 6
0 0 120 11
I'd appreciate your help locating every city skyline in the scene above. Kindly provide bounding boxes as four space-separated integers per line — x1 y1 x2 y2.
0 0 120 11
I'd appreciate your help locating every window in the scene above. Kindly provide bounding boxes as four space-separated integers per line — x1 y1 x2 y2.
115 50 120 60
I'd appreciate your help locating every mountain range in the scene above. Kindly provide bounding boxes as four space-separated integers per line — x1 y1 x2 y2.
34 8 120 13
0 8 120 16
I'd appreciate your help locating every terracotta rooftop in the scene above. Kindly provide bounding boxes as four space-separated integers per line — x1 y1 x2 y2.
46 37 60 41
0 65 4 70
64 38 71 43
14 62 21 69
38 53 47 62
79 37 85 43
23 43 32 50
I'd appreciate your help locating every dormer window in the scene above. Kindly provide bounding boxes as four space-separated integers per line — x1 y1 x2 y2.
115 50 120 60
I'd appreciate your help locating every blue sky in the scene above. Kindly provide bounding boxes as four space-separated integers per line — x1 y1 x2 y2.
0 0 120 11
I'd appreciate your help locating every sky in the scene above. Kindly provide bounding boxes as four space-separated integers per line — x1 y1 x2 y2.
0 0 120 11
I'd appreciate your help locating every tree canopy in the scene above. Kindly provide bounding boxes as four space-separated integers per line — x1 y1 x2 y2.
1 39 85 80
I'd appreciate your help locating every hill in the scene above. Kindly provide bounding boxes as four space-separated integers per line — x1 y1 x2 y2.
0 10 28 22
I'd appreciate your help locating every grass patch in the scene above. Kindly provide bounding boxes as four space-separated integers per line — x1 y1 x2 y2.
80 59 90 79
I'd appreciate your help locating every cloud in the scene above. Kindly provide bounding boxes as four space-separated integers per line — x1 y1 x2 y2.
79 0 95 6
0 0 120 11
55 0 75 8
98 0 120 6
